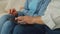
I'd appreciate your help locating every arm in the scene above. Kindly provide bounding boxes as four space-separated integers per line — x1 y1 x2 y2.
16 10 56 30
33 11 56 30
32 16 44 24
34 15 55 30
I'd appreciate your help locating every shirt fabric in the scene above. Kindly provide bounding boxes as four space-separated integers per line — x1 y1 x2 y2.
42 0 60 30
22 0 51 16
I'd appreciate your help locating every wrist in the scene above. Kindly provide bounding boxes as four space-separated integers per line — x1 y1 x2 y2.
33 17 44 24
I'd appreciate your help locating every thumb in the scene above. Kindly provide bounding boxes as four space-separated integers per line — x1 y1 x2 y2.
15 17 23 21
15 18 18 21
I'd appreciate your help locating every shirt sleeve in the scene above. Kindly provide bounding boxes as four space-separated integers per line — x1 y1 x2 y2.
41 10 56 30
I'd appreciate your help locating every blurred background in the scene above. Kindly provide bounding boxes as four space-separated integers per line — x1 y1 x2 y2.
0 0 60 17
0 0 25 14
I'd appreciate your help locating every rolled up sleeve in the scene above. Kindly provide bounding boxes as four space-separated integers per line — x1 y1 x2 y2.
41 11 56 29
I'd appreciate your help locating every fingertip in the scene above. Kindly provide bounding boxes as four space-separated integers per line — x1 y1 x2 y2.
15 18 18 20
13 8 16 10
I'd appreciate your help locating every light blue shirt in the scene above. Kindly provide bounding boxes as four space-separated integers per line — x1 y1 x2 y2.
22 0 51 16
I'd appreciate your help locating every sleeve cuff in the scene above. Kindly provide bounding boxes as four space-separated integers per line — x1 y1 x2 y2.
41 15 56 29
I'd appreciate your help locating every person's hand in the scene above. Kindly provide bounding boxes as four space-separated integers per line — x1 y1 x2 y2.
7 8 18 16
15 16 35 24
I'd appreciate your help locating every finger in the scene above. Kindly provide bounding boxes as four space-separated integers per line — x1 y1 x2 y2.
18 21 23 23
18 21 26 24
12 8 17 16
8 9 11 14
12 8 17 15
15 16 24 21
15 18 18 21
13 8 16 12
18 16 24 19
11 9 13 14
15 17 23 21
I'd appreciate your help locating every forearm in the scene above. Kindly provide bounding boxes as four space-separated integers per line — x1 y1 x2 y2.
33 16 44 24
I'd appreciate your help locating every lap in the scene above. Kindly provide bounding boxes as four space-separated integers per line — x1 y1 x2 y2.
45 26 60 34
13 24 46 34
46 29 60 34
0 12 24 24
1 20 16 34
0 12 24 34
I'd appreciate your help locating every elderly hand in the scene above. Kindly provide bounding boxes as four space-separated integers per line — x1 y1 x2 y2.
15 16 35 24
